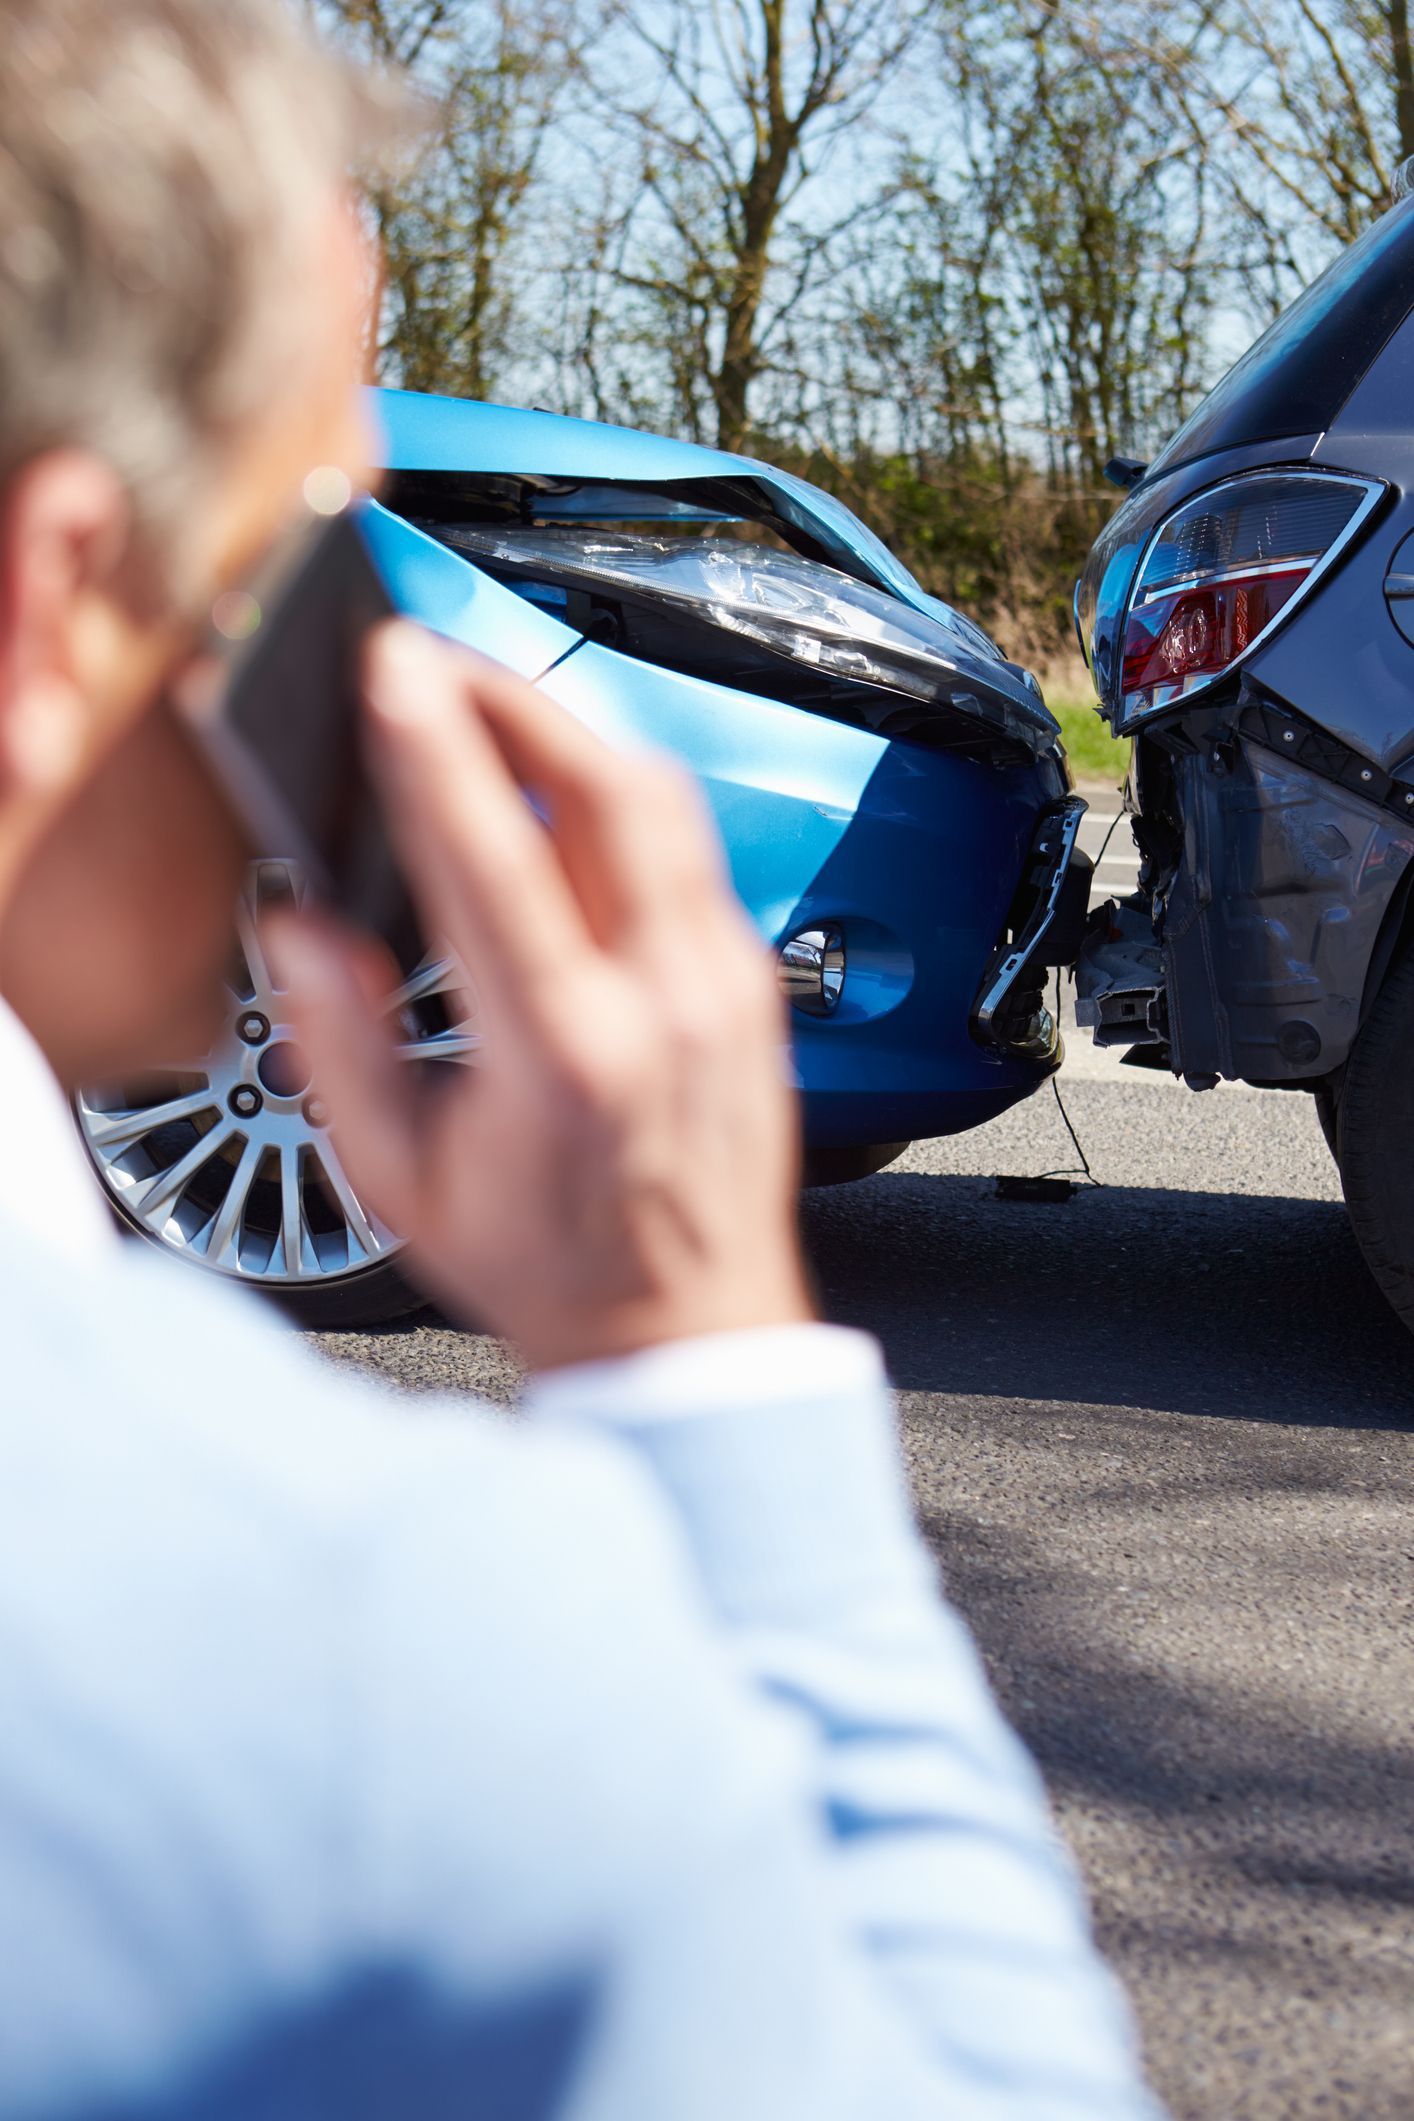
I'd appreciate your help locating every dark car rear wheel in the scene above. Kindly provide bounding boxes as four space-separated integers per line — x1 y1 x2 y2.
1336 946 1414 1331
1313 1081 1341 1162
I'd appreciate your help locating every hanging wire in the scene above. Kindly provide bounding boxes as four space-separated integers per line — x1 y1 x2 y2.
1035 801 1132 1187
997 804 1127 1195
1031 968 1101 1186
1090 806 1125 874
1043 1074 1101 1186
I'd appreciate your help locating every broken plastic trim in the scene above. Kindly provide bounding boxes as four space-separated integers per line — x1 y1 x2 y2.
972 798 1090 1056
1106 710 1414 1083
434 522 1061 761
1074 898 1167 1048
1137 680 1414 825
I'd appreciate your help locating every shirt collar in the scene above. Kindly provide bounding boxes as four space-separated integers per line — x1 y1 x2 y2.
0 996 118 1265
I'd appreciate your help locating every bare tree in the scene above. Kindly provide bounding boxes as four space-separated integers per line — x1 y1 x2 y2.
930 3 1219 481
1152 0 1414 313
574 0 930 450
326 0 587 399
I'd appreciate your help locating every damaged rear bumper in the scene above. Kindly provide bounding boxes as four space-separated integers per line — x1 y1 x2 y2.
1162 733 1414 1081
1075 707 1414 1084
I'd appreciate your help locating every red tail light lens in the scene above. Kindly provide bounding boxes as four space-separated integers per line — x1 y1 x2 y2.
1122 565 1310 698
1117 472 1382 729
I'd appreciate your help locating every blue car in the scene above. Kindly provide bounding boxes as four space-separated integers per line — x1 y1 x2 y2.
76 388 1089 1322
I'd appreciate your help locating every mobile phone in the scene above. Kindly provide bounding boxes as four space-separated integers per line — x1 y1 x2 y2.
183 504 419 958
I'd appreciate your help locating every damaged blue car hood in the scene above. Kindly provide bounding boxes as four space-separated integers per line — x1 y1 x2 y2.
368 386 992 650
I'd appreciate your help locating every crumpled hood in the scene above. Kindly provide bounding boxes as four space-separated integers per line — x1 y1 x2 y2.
369 386 1000 657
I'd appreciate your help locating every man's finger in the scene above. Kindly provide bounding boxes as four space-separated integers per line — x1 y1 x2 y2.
363 622 593 1031
269 910 421 1237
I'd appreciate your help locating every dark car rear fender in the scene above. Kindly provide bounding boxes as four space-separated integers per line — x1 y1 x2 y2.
1148 717 1414 1084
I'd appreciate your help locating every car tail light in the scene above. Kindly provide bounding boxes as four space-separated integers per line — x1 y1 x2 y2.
1117 471 1383 730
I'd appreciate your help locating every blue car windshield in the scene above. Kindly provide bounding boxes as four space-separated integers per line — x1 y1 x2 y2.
1149 195 1414 477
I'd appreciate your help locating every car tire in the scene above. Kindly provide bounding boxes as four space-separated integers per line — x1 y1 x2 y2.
1313 1082 1341 1162
258 1257 426 1329
1337 947 1414 1329
107 1192 428 1328
801 1141 910 1187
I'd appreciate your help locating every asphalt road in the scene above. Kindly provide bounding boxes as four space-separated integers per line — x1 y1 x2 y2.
311 796 1414 2121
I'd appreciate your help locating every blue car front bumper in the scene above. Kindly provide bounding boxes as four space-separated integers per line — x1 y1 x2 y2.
542 638 1073 1144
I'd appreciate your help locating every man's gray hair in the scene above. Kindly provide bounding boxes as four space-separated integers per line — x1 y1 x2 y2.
0 0 393 590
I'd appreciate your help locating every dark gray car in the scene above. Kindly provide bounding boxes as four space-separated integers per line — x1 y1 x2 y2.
1074 191 1414 1332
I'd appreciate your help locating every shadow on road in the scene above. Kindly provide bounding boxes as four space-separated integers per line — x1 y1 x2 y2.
938 1504 1414 1854
928 1497 1414 2116
800 1170 1414 1428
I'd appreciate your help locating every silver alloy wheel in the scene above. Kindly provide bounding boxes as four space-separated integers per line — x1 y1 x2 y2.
75 859 478 1293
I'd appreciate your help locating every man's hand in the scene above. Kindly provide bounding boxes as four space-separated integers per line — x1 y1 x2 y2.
274 621 814 1370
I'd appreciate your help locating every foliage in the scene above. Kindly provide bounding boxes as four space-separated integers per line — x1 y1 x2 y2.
1049 696 1131 786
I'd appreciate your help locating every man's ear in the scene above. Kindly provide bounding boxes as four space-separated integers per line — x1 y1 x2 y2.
0 451 130 796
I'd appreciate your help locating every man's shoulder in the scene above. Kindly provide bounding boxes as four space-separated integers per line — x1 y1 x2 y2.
0 1220 736 1789
0 1228 732 1994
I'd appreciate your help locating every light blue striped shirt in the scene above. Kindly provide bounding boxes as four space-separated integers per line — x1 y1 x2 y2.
0 1001 1160 2119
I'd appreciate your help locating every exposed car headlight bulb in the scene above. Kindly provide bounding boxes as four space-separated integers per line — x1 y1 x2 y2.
439 524 1060 759
778 926 844 1016
1118 471 1383 730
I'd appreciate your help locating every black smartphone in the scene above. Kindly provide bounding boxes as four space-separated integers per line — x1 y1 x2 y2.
180 504 419 958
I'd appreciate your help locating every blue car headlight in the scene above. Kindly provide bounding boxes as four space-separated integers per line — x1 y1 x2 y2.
436 523 1060 761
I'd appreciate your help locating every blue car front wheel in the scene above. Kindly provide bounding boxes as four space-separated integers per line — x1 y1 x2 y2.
73 861 478 1326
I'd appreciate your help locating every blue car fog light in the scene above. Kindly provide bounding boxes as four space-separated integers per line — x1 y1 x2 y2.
778 926 845 1016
